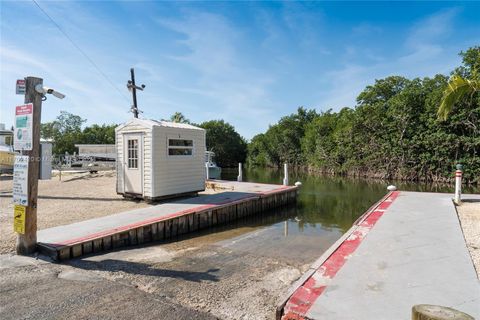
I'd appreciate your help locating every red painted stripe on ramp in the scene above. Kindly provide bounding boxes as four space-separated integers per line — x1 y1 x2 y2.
282 191 400 319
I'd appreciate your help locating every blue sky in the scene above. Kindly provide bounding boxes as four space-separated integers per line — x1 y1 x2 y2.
1 1 479 139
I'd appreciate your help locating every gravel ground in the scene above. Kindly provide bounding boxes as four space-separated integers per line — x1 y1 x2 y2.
0 254 216 320
456 199 480 278
0 171 308 319
0 171 152 254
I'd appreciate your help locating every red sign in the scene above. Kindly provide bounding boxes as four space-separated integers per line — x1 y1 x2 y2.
16 79 26 95
15 104 32 115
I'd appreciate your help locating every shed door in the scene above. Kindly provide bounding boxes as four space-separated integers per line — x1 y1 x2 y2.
123 133 143 195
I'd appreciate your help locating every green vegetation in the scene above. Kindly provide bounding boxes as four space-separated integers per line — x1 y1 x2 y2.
43 111 248 167
437 48 479 120
198 120 247 167
170 112 190 124
170 112 248 167
247 47 480 183
41 111 116 155
41 47 479 181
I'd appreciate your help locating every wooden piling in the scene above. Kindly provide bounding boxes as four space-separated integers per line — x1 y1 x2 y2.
412 304 474 320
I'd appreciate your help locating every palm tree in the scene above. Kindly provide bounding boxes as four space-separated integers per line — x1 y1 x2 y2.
170 112 190 124
438 75 479 120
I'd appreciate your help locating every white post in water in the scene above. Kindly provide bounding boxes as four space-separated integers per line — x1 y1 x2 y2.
237 163 243 182
454 163 463 205
283 163 289 186
205 162 209 180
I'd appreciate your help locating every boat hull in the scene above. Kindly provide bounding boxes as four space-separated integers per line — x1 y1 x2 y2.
208 166 222 179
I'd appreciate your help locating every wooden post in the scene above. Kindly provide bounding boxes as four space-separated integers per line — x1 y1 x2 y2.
412 304 474 320
16 76 43 255
283 163 289 186
454 163 463 205
237 162 242 182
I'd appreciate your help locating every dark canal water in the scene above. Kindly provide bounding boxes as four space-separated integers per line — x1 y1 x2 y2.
206 167 478 263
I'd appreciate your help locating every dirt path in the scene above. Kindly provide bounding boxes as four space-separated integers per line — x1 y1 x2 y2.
456 199 480 278
0 171 151 254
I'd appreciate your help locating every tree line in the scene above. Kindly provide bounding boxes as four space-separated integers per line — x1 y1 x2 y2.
41 46 478 182
41 111 247 168
247 47 480 183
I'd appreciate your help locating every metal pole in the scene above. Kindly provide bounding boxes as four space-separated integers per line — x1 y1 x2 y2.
237 163 242 182
16 76 43 254
130 68 138 118
283 163 289 186
205 162 209 180
454 164 463 205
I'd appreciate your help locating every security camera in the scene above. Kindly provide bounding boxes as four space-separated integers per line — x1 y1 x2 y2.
35 84 66 99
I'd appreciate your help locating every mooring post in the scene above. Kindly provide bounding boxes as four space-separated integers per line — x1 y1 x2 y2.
283 163 289 186
454 163 463 205
205 162 209 180
412 304 474 320
237 163 243 182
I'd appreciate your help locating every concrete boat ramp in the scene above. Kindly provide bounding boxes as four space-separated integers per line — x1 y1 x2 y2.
37 180 297 260
278 191 480 320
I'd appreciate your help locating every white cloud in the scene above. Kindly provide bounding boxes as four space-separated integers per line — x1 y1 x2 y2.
406 7 460 49
153 10 278 138
315 7 464 111
352 23 383 37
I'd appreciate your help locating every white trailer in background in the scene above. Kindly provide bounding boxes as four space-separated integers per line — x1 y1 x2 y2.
115 118 206 201
75 144 116 161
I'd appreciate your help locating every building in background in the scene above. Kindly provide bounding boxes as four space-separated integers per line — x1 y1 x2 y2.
115 118 206 201
0 123 14 173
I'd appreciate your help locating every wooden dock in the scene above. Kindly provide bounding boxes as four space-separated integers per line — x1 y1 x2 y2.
37 180 298 261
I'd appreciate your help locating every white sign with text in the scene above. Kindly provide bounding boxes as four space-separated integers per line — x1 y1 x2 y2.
13 155 29 206
14 103 33 151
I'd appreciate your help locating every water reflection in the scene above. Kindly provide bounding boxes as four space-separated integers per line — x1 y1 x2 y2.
222 167 478 235
222 168 386 233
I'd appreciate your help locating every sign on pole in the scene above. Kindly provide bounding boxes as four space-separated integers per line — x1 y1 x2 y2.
14 205 26 234
14 103 33 151
13 155 29 206
16 79 26 95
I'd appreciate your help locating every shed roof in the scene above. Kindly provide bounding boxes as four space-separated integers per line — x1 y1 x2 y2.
116 118 204 132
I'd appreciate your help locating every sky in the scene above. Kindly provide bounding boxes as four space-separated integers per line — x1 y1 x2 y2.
1 1 479 139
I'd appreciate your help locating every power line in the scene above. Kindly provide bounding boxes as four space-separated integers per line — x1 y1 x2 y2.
31 0 130 103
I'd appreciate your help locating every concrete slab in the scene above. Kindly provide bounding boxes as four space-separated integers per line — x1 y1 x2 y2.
0 253 53 269
282 192 480 320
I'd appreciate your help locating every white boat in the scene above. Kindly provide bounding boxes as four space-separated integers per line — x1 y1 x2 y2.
205 151 221 179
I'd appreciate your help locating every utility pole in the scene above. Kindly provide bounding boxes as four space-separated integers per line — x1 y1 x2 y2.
16 76 43 254
127 68 145 118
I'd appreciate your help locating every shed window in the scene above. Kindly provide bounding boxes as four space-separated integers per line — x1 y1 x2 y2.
127 139 138 168
168 139 193 156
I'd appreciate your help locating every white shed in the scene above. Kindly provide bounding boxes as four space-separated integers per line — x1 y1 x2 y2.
115 118 206 201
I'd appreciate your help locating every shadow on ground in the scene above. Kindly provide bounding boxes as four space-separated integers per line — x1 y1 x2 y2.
462 199 480 203
0 194 129 202
70 258 220 282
